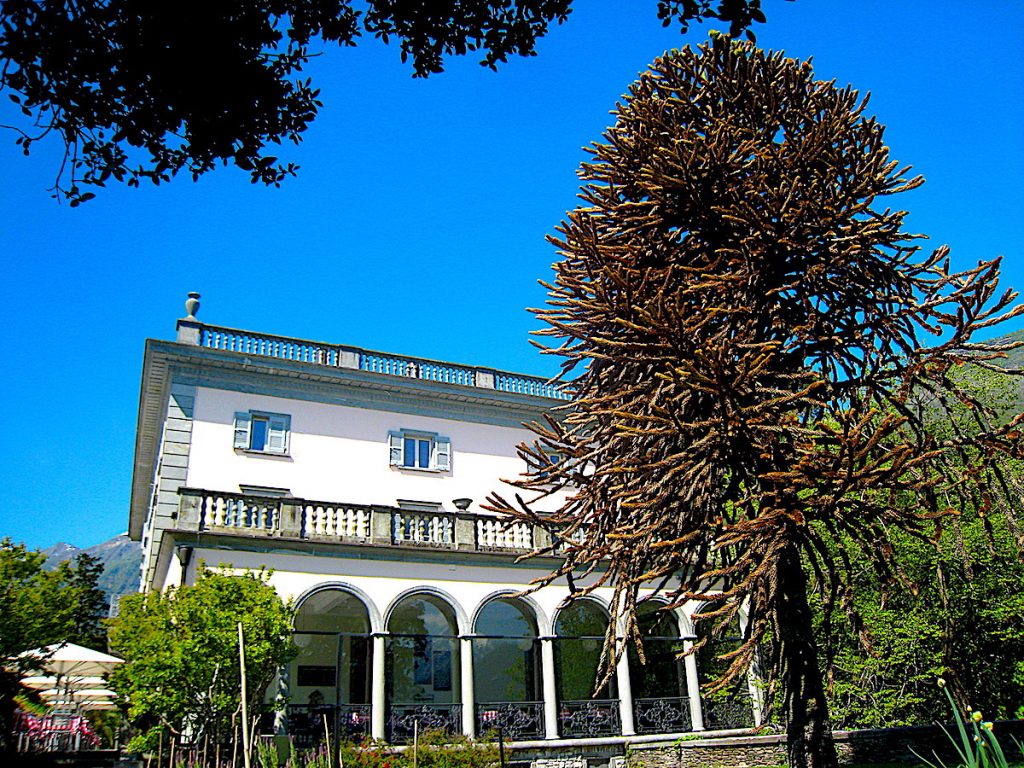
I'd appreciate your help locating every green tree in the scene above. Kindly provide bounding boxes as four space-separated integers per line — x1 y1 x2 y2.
817 371 1024 728
817 511 1024 729
488 38 1024 767
0 539 108 752
0 1 770 205
107 568 296 752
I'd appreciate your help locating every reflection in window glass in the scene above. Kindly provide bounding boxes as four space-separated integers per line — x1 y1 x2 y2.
629 602 687 699
387 595 460 705
291 590 372 707
554 600 614 701
250 417 268 451
474 599 540 703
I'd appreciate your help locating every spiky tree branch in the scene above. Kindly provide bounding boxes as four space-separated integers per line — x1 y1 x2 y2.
488 37 1024 767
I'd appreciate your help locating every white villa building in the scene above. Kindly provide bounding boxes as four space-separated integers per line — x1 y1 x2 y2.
128 295 758 757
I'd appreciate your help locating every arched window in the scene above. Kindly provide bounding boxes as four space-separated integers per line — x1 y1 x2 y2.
290 589 373 744
629 601 691 733
553 599 619 737
386 593 461 742
472 597 543 739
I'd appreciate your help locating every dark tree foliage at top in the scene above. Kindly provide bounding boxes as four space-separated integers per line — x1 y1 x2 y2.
0 0 770 205
487 37 1024 768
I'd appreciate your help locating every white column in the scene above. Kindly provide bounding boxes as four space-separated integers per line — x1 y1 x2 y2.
371 633 387 740
540 637 559 739
683 638 704 731
615 641 635 736
460 636 475 738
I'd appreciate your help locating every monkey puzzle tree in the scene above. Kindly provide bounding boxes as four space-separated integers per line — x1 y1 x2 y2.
488 37 1024 767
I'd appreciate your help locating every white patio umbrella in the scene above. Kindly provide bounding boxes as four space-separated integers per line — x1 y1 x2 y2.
18 643 123 679
16 643 123 711
39 688 117 701
21 676 107 691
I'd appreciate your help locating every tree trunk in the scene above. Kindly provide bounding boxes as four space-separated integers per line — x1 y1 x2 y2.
773 543 839 768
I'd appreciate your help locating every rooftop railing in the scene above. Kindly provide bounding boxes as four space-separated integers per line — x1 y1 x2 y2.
188 323 571 400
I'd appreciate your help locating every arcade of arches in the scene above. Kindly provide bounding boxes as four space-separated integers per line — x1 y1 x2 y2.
285 588 759 744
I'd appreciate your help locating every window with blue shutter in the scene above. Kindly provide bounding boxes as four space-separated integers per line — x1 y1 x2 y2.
389 430 452 472
233 412 251 449
388 431 404 466
234 410 290 455
434 436 451 471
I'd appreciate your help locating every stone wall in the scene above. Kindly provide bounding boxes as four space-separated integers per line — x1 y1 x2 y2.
628 720 1024 768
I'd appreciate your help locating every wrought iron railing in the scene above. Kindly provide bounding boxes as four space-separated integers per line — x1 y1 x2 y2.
386 703 462 743
286 704 371 747
558 699 620 738
475 701 545 740
634 696 692 734
702 692 756 730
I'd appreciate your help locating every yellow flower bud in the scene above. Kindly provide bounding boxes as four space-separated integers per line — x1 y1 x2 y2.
972 711 983 722
983 722 994 731
937 678 946 688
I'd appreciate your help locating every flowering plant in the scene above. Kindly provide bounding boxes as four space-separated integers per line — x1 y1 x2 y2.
914 679 1014 768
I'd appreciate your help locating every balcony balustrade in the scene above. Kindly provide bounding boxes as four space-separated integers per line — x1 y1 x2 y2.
176 488 548 555
392 510 454 546
476 519 533 550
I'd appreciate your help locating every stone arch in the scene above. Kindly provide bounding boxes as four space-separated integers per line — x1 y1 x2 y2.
384 585 470 636
550 594 611 632
551 596 619 737
470 589 547 636
292 580 383 634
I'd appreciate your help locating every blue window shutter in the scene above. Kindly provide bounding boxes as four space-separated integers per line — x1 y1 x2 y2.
267 414 290 454
388 431 403 466
435 436 451 471
233 412 251 449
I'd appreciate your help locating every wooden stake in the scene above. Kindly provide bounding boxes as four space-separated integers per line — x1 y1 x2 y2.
322 712 331 768
239 622 251 768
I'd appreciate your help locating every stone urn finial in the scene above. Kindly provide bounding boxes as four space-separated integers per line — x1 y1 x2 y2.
184 292 201 319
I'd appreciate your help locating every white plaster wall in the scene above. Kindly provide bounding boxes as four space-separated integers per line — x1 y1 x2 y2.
187 386 566 514
186 548 696 636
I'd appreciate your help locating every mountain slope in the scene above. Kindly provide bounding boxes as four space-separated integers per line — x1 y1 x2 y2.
43 534 141 607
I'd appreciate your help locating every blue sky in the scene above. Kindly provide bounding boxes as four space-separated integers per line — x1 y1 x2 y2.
0 1 1021 550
